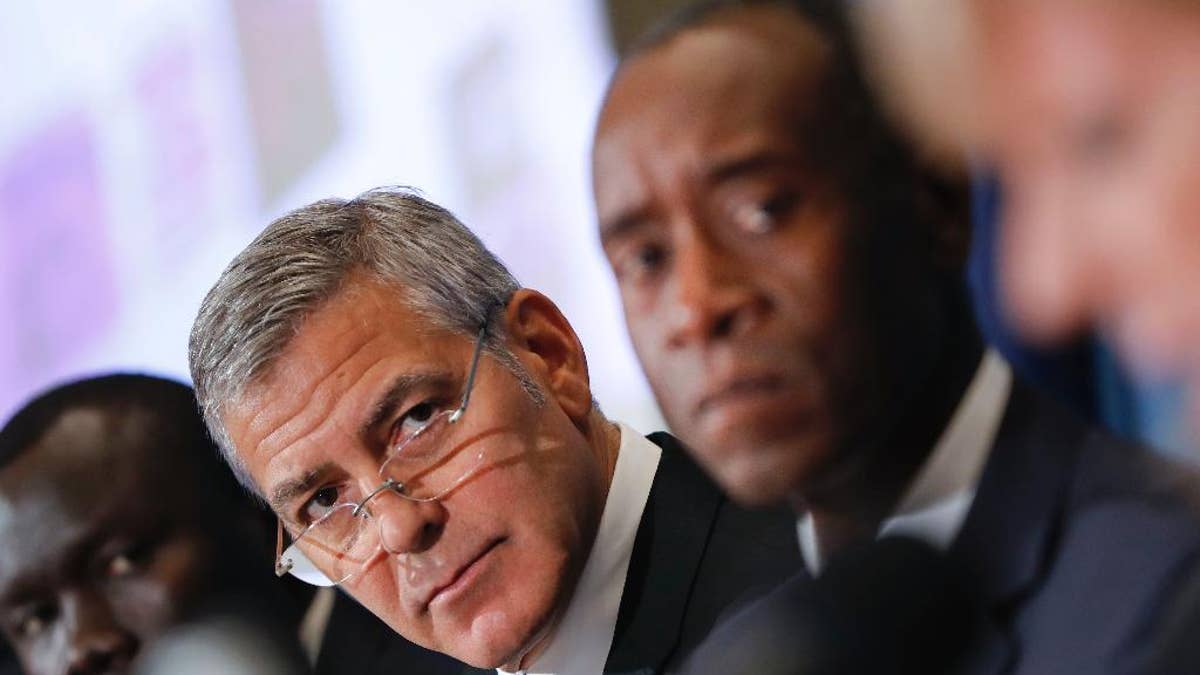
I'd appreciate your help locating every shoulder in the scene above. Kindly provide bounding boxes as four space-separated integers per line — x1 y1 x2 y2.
993 379 1200 546
1009 392 1200 664
1062 425 1200 561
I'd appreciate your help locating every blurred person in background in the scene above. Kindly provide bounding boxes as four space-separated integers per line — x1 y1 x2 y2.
591 0 1200 670
0 374 456 675
187 187 800 673
0 374 308 675
854 0 1200 430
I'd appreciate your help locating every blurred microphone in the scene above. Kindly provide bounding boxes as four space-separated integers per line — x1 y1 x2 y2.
679 536 978 674
134 609 309 675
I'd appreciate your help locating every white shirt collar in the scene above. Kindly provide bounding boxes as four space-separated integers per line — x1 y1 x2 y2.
499 422 661 675
798 349 1012 574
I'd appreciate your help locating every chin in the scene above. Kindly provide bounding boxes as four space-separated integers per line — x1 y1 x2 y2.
694 441 805 508
451 568 566 669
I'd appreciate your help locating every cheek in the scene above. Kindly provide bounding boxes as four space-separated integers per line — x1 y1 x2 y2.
109 535 215 637
769 215 850 329
424 443 593 663
482 427 600 591
622 289 669 361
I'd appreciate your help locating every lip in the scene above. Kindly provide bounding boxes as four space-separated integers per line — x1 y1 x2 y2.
425 538 504 610
695 373 790 418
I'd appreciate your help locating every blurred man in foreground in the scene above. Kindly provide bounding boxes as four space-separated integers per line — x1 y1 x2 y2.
592 0 1200 670
187 187 800 673
0 375 308 675
856 0 1200 427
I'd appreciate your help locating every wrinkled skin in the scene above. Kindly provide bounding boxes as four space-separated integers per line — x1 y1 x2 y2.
225 279 615 670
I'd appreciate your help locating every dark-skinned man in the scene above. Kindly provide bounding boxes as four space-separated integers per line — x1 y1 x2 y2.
591 1 1200 671
0 374 459 675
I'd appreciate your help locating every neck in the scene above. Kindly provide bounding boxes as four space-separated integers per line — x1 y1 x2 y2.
503 413 620 672
795 311 984 562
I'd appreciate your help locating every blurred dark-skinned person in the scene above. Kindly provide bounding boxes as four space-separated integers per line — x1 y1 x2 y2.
855 0 1200 430
591 0 1200 671
0 374 307 675
0 374 458 675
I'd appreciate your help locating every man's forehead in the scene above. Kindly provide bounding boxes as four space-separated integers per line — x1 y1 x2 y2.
612 8 829 107
0 408 141 488
595 10 833 226
0 421 144 588
598 9 832 170
0 406 187 515
225 279 462 466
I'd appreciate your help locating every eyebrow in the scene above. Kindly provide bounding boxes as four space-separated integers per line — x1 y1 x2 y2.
270 462 335 513
266 372 451 512
599 152 801 245
702 152 797 184
358 372 450 441
598 203 653 246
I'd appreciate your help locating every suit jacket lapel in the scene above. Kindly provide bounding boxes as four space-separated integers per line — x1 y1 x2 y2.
603 432 725 674
949 380 1086 674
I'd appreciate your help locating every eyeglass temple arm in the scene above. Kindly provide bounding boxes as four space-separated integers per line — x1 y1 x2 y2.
275 520 293 577
450 322 487 423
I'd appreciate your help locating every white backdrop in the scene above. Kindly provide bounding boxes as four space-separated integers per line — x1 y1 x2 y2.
0 0 664 433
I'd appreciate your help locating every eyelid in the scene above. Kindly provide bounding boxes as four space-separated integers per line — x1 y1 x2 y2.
292 477 348 526
388 398 447 442
10 604 52 638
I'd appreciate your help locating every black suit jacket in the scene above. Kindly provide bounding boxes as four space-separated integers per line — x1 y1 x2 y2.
316 590 464 674
462 432 802 674
0 643 19 675
685 379 1200 674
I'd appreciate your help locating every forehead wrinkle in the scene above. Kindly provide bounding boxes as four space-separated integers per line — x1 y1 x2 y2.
249 331 387 462
701 136 802 180
261 349 443 497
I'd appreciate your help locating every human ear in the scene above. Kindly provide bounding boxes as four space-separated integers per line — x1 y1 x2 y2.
503 289 593 423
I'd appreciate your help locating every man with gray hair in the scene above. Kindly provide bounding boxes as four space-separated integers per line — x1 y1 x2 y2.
188 187 800 673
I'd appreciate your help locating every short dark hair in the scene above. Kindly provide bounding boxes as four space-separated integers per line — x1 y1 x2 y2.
629 0 845 58
621 0 971 275
0 374 247 504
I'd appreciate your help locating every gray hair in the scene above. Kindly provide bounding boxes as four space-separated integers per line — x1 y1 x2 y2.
189 186 540 492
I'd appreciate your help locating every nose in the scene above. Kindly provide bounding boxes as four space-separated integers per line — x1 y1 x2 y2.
62 589 139 674
665 233 769 349
1000 178 1093 344
375 491 449 555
